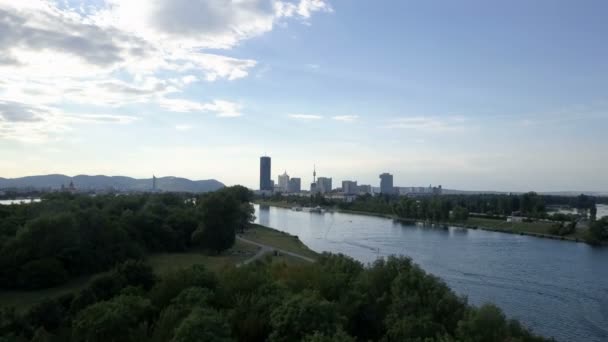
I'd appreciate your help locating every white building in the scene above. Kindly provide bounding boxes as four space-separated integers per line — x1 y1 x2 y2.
277 171 289 193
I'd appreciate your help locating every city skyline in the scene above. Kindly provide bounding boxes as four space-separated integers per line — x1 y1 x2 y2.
1 1 608 192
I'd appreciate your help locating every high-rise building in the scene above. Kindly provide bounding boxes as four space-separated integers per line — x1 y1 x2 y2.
288 178 301 193
379 173 394 195
317 177 332 194
278 171 290 192
260 156 272 191
342 180 358 195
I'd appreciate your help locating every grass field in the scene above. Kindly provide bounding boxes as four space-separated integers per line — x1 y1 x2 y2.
242 224 319 259
147 239 259 274
466 217 586 239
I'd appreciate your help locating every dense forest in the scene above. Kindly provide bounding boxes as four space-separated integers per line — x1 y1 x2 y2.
0 254 551 341
0 187 254 290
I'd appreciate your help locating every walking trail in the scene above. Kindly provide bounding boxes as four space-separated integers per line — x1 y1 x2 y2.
236 235 316 266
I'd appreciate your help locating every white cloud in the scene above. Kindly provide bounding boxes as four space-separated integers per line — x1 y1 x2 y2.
384 116 467 132
276 0 333 19
175 124 193 131
0 0 332 142
332 115 358 122
288 113 323 120
160 99 243 117
306 63 320 69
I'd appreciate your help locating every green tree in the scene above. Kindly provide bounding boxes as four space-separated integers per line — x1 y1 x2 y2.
586 217 608 245
172 308 233 342
452 206 469 221
457 304 507 342
269 291 343 342
193 192 240 253
72 295 154 342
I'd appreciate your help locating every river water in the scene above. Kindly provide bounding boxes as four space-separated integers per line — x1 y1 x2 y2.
255 204 608 342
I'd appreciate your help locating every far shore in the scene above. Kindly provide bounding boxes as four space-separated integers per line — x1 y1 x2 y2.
254 201 599 245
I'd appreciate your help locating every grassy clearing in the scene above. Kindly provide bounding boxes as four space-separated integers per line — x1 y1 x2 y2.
242 224 319 259
147 239 259 274
0 228 319 312
466 217 586 240
0 240 260 312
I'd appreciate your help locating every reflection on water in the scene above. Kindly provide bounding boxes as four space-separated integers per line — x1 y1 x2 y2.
0 198 41 205
255 204 608 342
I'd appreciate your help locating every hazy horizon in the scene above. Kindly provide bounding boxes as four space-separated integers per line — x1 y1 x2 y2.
1 1 607 192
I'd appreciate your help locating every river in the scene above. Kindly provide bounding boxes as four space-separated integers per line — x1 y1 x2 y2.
254 204 608 342
0 198 41 205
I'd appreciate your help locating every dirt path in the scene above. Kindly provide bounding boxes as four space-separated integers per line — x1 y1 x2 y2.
236 235 316 266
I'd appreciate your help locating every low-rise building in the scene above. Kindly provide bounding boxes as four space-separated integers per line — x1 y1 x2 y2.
288 177 301 193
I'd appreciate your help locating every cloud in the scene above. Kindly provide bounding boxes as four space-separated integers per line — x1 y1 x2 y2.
332 115 358 122
0 101 45 122
175 124 193 131
306 63 320 69
276 0 333 19
288 114 323 120
0 100 137 143
65 114 139 124
160 99 243 117
384 116 467 132
95 0 332 49
0 0 331 141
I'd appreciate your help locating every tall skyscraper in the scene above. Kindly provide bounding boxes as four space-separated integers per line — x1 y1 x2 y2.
379 173 394 195
260 156 272 191
278 171 290 192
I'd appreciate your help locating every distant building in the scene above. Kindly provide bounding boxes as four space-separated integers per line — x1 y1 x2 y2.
342 180 358 195
379 173 394 195
288 178 301 193
358 184 372 194
317 177 332 194
260 156 272 191
278 171 289 193
152 175 157 192
66 180 76 194
310 182 318 193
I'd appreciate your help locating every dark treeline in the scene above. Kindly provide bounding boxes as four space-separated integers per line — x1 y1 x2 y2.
0 187 254 290
0 254 551 342
267 192 600 220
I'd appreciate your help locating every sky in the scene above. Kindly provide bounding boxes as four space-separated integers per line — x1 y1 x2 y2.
1 0 607 192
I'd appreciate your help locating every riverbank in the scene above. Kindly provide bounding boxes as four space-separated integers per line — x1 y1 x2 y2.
256 201 591 244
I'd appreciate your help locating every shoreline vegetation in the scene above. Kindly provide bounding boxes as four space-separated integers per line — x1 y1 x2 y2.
255 200 607 245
